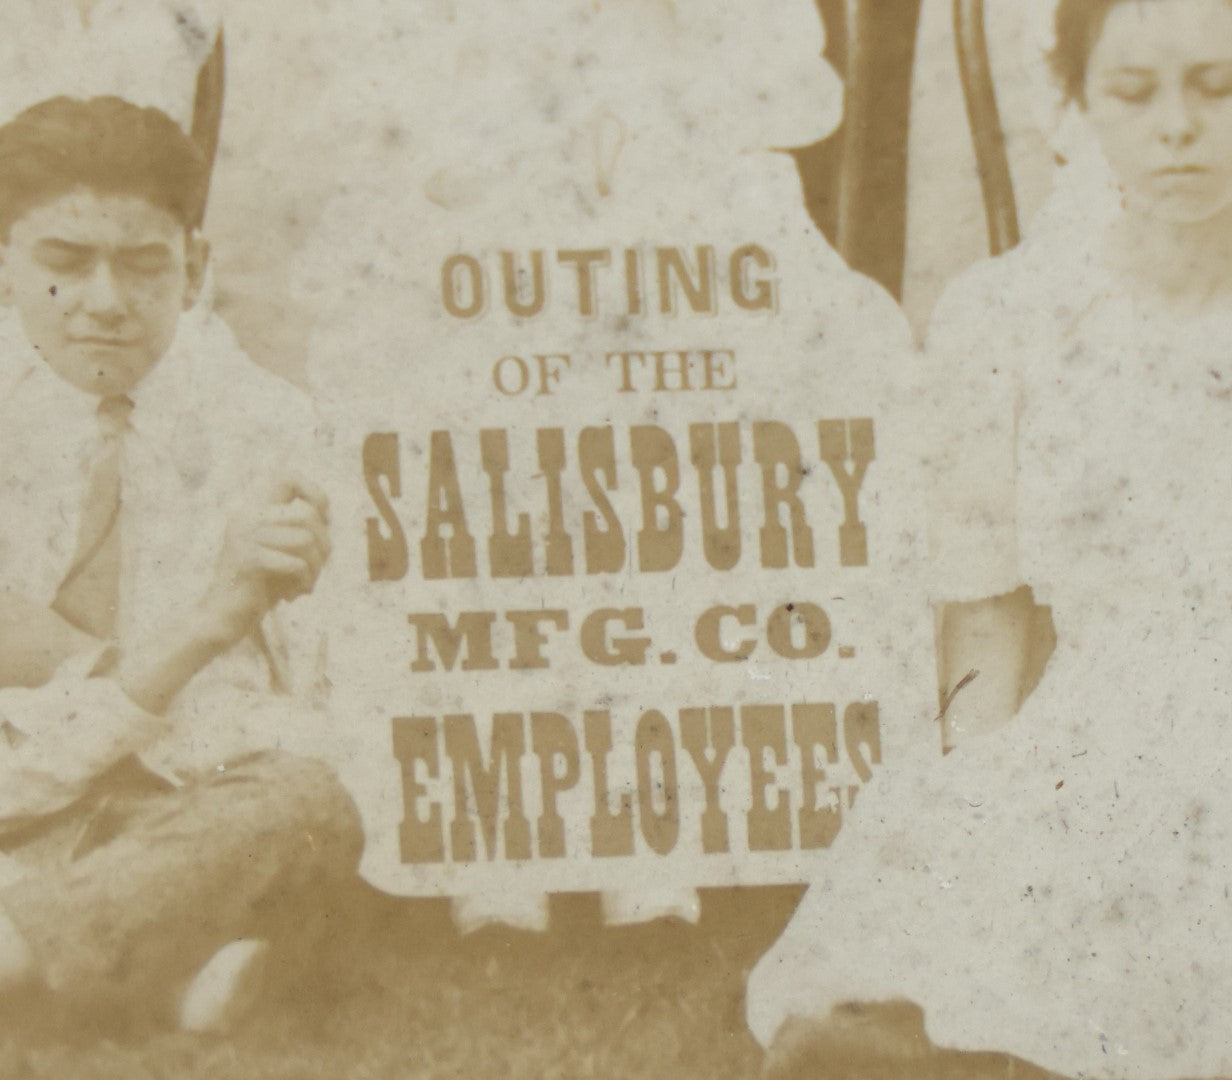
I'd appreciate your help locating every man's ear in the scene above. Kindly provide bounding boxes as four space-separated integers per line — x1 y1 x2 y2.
182 230 210 311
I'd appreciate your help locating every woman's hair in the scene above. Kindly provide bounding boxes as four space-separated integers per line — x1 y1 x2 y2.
0 95 208 240
1050 0 1123 105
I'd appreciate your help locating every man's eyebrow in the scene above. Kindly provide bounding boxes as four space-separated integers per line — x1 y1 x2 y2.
31 238 93 255
116 242 174 257
31 239 174 257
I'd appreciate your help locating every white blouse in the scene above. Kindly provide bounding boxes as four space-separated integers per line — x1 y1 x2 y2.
749 231 1232 1079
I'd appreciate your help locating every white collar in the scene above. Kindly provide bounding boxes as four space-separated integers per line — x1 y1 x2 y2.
0 310 200 443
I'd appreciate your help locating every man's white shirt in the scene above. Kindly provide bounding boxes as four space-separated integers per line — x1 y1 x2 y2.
0 305 331 833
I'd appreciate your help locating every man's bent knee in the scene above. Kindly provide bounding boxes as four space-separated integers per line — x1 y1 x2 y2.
226 751 364 874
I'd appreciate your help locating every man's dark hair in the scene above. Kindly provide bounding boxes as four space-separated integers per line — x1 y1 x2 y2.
0 95 208 239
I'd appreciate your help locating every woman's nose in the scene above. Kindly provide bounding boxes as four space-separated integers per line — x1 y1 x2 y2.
1156 87 1202 147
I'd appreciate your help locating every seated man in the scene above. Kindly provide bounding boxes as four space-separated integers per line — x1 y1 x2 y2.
0 95 361 1031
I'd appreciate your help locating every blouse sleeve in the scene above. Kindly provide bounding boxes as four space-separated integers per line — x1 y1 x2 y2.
921 256 1026 604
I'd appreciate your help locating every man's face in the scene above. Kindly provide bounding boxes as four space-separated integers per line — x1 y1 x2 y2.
1085 0 1232 225
0 188 205 397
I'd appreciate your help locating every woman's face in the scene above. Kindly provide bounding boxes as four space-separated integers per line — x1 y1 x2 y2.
1084 0 1232 224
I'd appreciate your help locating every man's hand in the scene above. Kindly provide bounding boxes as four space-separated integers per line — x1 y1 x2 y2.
108 474 331 717
202 474 332 647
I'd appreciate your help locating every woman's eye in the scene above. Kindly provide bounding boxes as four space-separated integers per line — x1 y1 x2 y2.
1193 67 1232 98
1102 76 1156 105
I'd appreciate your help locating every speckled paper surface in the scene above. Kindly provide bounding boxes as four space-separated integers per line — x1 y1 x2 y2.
2 1 1230 1077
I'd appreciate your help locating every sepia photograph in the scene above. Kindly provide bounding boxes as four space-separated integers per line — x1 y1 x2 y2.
0 1 1229 1078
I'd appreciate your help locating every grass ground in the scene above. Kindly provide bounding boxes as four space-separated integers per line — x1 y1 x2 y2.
0 886 800 1079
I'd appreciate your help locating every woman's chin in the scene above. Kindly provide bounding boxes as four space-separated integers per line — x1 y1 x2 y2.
1133 191 1232 229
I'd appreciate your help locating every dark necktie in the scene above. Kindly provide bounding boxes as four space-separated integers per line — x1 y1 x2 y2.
52 395 134 639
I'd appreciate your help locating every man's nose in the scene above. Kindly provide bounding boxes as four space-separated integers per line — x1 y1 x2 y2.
81 260 125 320
1157 87 1202 148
